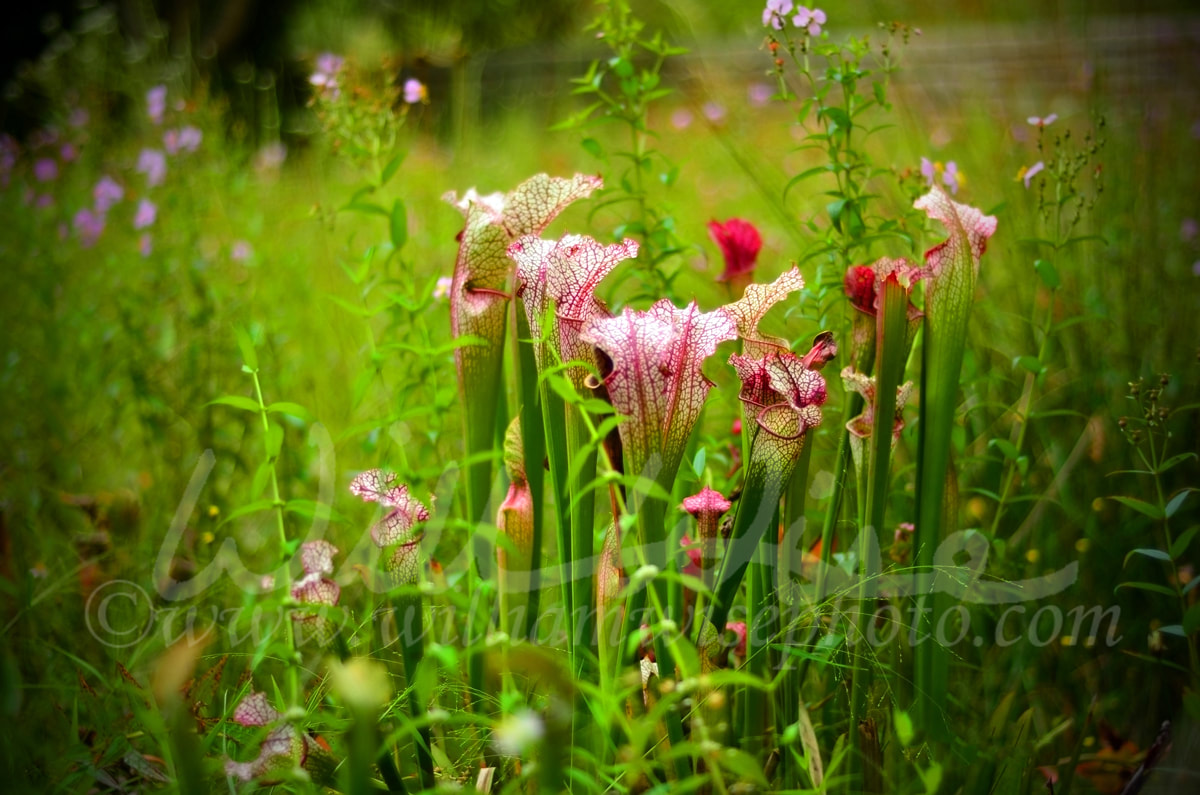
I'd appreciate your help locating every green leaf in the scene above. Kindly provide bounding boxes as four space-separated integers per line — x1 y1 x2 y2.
207 395 261 412
1172 525 1200 559
691 447 707 479
265 424 284 458
218 499 277 528
342 201 390 218
581 137 603 158
390 199 408 251
1013 355 1044 375
1122 547 1171 567
987 438 1019 461
1184 603 1200 635
1033 259 1061 290
379 152 405 187
266 402 311 420
1160 624 1186 637
894 707 915 747
1115 581 1177 597
1110 496 1164 520
1167 489 1197 518
819 106 852 134
284 499 347 524
1159 453 1198 474
234 327 258 371
250 460 272 501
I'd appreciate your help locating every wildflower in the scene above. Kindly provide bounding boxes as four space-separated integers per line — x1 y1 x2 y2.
34 158 58 182
93 176 124 213
134 198 157 230
792 6 827 35
670 108 693 129
30 562 48 579
723 621 748 657
164 126 202 155
432 275 452 300
231 240 253 261
920 156 936 186
762 0 793 30
139 234 153 257
310 53 344 97
702 101 726 123
1180 218 1198 242
403 78 426 104
942 161 963 194
1027 113 1058 127
73 208 105 247
223 692 309 783
59 143 78 162
147 85 167 125
291 539 341 645
841 366 914 471
493 709 545 757
748 82 773 107
253 141 287 172
1017 160 1045 189
708 218 763 289
136 148 167 188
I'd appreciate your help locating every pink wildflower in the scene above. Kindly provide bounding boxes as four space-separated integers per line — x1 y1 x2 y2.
310 53 344 97
1027 113 1058 128
792 6 826 35
708 218 763 285
136 148 167 187
1180 218 1197 243
231 240 253 261
59 143 78 162
147 85 167 125
670 108 693 129
34 158 58 182
1019 161 1045 189
403 78 426 104
702 101 726 123
762 0 793 30
93 176 124 213
942 161 962 194
73 208 105 247
134 198 157 230
139 234 153 257
748 82 773 107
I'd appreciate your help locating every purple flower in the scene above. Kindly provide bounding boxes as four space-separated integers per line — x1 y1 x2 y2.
762 0 794 29
792 6 826 35
139 233 153 257
942 161 962 195
231 240 253 261
254 142 287 172
59 143 78 162
433 276 452 300
1180 218 1198 243
164 126 202 155
93 176 124 213
748 82 773 107
920 157 935 186
1027 113 1058 128
134 198 157 230
136 148 167 187
310 53 344 97
147 85 167 125
702 101 726 123
34 158 58 182
73 208 106 247
403 78 426 104
1019 161 1045 189
670 108 693 130
35 194 54 209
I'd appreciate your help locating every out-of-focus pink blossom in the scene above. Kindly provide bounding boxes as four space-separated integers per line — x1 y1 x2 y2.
139 233 153 257
164 127 202 155
74 208 105 247
136 148 167 187
134 198 157 230
69 107 89 128
403 78 426 104
60 143 78 162
310 53 344 97
35 194 54 209
942 161 962 195
93 176 124 213
433 276 452 300
748 82 773 107
34 158 58 182
702 101 726 123
147 85 167 124
1180 218 1198 243
670 108 693 130
231 240 253 261
1027 113 1058 128
1019 161 1045 189
254 142 287 172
